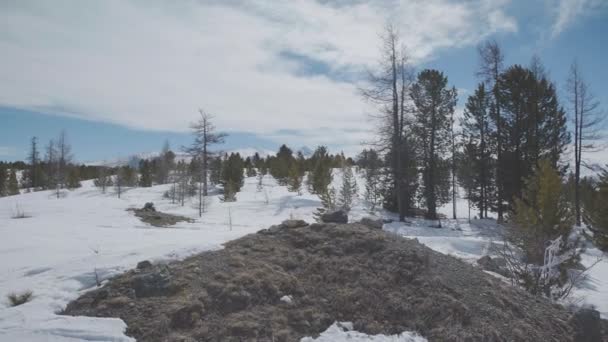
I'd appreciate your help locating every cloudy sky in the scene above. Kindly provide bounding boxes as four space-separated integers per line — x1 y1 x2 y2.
1 0 607 162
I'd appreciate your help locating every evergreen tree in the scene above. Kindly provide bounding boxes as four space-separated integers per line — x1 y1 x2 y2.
358 149 382 212
307 146 333 195
0 163 7 197
138 160 153 187
287 162 303 195
313 187 337 222
461 83 495 218
269 145 294 185
7 169 19 196
221 153 244 200
411 69 457 219
209 156 223 186
66 167 81 189
508 159 579 298
498 65 570 211
337 164 358 212
510 160 575 264
584 167 608 250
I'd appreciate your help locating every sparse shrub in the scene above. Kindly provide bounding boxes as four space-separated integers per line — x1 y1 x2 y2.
7 290 33 307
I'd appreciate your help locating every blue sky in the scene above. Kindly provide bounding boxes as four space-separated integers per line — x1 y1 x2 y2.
0 0 607 163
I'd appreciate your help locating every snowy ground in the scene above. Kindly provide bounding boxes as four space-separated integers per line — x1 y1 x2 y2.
0 170 607 341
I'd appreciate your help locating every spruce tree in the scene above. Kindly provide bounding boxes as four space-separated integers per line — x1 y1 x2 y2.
337 164 358 212
7 169 19 196
358 149 382 212
221 153 244 200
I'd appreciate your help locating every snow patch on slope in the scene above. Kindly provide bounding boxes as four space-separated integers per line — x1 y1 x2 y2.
301 322 427 342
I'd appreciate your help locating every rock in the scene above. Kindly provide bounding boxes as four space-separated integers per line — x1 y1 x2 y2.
143 202 156 211
132 266 174 298
359 217 383 230
281 219 308 229
570 308 602 342
477 256 509 277
170 304 203 329
136 260 153 270
320 210 348 224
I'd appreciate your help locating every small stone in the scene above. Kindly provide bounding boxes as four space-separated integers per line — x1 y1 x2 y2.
280 295 293 304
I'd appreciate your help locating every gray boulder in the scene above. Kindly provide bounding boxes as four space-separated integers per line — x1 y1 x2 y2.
569 308 602 342
280 219 308 229
321 210 348 224
477 256 509 277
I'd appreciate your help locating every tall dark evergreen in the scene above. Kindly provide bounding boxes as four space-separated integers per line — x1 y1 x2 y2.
221 153 244 201
139 160 153 187
26 136 41 190
411 69 457 220
461 83 495 218
497 65 570 209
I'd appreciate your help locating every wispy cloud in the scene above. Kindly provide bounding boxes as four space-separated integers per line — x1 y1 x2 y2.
549 0 607 39
0 0 517 150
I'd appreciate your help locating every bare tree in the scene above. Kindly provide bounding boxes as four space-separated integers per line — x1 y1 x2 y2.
183 109 227 217
27 137 40 190
360 23 414 221
566 62 604 226
477 40 505 221
56 130 73 198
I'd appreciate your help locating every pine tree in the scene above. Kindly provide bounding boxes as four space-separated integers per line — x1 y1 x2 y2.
510 160 575 265
358 149 382 212
26 136 41 190
461 83 495 218
313 188 337 222
221 153 244 201
7 169 19 196
585 167 608 250
307 146 332 195
269 145 294 185
0 163 7 197
138 160 153 187
66 167 81 189
337 165 358 212
287 162 303 195
508 159 579 299
411 69 457 219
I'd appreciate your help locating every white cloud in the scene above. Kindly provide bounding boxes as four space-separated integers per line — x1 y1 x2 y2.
0 0 517 149
549 0 607 39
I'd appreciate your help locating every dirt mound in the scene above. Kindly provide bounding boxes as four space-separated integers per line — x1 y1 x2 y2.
63 221 596 341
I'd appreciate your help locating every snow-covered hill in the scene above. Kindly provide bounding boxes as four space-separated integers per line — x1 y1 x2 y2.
0 171 606 341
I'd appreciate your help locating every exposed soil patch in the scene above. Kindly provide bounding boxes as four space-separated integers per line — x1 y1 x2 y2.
63 220 603 341
128 207 193 227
